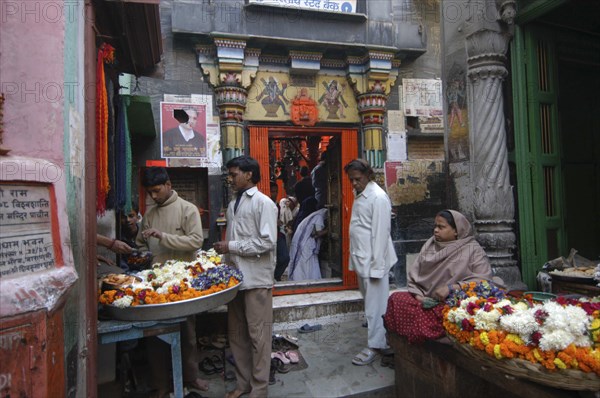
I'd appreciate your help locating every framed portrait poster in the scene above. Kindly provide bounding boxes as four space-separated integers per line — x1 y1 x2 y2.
160 102 207 158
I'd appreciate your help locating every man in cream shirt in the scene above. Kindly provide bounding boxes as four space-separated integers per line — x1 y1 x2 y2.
344 159 397 366
214 156 278 398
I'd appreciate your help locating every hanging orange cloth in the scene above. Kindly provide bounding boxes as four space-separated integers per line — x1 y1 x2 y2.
96 43 115 215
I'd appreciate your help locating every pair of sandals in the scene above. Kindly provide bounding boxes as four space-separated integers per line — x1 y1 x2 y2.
199 355 224 375
271 350 299 365
270 349 300 379
198 335 228 350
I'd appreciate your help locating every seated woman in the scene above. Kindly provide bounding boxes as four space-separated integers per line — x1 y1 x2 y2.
384 209 503 344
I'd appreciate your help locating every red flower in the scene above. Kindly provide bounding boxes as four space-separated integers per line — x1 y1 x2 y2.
467 302 478 315
461 318 475 331
530 331 542 346
501 305 514 315
580 302 600 316
534 309 548 325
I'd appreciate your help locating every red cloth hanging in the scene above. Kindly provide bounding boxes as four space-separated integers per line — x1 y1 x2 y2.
96 43 115 215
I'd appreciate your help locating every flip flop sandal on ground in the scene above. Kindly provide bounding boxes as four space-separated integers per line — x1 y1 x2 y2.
273 358 291 374
186 378 210 392
197 336 211 348
210 354 224 372
271 351 290 364
298 323 322 333
352 348 377 366
274 334 299 346
224 370 236 381
199 357 217 375
284 350 299 364
210 335 228 349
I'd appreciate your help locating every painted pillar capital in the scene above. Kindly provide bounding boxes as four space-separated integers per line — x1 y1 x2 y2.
196 40 260 90
466 29 510 81
347 51 399 96
197 39 261 163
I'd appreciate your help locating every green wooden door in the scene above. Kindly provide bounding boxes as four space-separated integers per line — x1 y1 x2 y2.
511 26 567 287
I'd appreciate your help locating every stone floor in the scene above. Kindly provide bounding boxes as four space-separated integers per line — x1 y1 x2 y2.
99 317 395 398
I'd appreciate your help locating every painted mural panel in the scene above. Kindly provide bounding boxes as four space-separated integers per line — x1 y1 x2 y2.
246 71 359 122
446 57 469 162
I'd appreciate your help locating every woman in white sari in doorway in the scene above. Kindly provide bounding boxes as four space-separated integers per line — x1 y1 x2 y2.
288 208 328 281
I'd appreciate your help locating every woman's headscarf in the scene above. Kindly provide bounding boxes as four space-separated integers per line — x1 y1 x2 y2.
407 210 494 298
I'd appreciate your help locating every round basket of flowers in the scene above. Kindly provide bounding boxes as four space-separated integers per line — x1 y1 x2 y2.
443 281 600 391
98 249 243 321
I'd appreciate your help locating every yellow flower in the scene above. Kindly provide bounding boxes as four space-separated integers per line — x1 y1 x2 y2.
494 344 502 359
480 332 489 345
506 333 524 345
554 358 567 369
591 319 600 342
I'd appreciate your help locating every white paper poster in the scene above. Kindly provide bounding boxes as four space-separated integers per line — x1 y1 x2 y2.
386 132 407 161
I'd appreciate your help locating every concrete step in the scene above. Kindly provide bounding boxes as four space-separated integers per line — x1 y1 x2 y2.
207 286 403 330
273 290 365 329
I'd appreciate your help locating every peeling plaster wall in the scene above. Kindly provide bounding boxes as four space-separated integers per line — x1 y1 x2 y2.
0 2 88 396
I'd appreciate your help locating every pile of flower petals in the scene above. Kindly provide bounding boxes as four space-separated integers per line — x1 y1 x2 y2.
444 282 600 374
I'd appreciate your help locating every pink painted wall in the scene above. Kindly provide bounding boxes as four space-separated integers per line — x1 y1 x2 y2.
0 2 79 317
1 3 66 165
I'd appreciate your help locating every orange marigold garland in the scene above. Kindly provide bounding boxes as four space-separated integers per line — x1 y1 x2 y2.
96 43 115 215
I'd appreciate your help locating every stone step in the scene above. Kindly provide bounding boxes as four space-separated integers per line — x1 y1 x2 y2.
273 290 365 329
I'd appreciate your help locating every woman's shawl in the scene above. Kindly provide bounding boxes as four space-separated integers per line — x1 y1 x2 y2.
407 210 494 298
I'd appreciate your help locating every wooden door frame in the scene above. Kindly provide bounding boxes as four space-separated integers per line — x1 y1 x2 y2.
248 125 359 295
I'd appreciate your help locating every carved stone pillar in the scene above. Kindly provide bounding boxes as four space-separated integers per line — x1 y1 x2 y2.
466 29 520 285
348 52 399 168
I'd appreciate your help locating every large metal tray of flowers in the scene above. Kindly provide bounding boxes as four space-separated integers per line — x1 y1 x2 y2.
103 282 240 321
101 251 242 321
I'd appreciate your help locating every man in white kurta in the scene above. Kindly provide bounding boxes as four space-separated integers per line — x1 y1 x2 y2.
345 159 398 365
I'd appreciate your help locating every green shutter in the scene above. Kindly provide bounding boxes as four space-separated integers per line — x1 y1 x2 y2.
511 26 566 287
